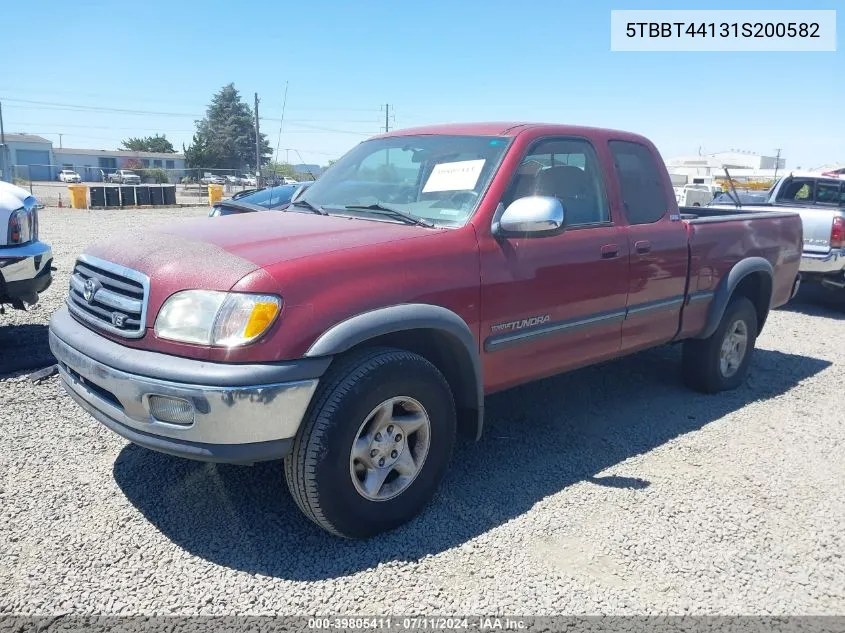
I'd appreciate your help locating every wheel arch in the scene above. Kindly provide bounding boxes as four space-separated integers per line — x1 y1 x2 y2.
305 304 484 440
697 257 773 339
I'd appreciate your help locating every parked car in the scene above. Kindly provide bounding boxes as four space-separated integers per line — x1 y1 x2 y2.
107 170 141 185
710 172 845 292
58 169 81 183
241 174 257 187
200 174 225 185
224 175 243 185
0 182 53 311
49 122 802 538
674 183 712 207
209 183 312 217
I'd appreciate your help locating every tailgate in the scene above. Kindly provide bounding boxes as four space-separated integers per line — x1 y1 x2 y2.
796 207 843 254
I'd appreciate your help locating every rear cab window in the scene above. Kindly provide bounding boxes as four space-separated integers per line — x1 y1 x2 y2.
608 141 668 224
777 178 815 203
777 177 844 206
815 180 844 206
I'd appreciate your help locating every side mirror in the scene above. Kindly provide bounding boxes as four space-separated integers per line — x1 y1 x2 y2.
492 196 565 237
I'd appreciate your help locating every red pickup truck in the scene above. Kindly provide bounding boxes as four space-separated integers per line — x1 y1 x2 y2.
49 123 802 538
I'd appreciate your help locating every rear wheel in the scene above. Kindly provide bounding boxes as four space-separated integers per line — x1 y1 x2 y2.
284 348 456 538
682 297 758 393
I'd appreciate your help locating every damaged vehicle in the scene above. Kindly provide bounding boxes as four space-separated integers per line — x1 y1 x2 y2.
49 123 802 538
0 182 53 312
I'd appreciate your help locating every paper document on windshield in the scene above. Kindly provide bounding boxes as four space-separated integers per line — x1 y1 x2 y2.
422 159 486 193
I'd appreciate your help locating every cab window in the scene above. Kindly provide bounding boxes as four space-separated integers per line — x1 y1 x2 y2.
777 178 815 202
815 180 843 206
609 141 667 224
502 138 609 227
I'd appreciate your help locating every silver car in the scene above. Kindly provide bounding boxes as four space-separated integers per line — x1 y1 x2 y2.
108 170 141 185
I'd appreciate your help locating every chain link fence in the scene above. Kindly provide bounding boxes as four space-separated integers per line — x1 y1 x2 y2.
7 164 315 207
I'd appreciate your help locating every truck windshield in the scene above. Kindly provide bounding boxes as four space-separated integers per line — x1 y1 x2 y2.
299 135 511 226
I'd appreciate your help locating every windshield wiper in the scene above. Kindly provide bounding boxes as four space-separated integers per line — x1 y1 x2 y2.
344 204 434 227
290 199 327 215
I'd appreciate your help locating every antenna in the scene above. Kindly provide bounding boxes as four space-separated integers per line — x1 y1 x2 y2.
269 81 289 208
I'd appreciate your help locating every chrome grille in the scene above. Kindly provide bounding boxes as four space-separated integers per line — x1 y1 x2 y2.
67 254 149 338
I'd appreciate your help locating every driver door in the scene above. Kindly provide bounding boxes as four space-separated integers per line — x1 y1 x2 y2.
479 137 630 393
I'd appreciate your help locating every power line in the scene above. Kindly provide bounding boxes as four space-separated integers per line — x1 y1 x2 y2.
2 99 379 128
1 87 382 112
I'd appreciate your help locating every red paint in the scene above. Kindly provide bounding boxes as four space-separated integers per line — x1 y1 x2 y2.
82 123 802 391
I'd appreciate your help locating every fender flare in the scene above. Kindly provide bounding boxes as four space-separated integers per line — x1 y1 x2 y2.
697 256 773 340
305 304 485 440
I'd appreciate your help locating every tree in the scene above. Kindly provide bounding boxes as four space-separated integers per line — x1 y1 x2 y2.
184 131 217 169
121 134 175 153
261 161 297 179
184 83 271 170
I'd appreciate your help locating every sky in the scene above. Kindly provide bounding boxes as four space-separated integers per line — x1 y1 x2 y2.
1 0 842 169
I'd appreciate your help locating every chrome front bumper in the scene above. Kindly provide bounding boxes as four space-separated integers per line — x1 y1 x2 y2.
49 307 330 463
800 248 845 275
0 240 53 304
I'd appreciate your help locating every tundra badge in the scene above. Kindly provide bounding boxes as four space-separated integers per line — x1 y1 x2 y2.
491 315 550 334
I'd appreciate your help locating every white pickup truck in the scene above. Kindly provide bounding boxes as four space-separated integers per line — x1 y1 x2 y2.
710 172 845 292
674 183 713 207
0 181 53 311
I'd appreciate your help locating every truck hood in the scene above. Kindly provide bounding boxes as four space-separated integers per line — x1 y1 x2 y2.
0 181 36 214
85 210 438 292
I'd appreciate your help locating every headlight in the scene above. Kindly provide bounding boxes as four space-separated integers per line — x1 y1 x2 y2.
7 207 35 244
154 290 282 347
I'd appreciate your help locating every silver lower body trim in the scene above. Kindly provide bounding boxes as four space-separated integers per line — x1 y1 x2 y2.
50 331 318 446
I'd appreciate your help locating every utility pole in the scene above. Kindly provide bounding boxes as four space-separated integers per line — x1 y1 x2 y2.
254 92 261 187
59 133 63 149
383 104 392 165
0 101 6 182
773 148 782 183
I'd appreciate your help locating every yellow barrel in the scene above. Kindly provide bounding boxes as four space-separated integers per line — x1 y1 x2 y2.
68 184 88 209
208 184 223 205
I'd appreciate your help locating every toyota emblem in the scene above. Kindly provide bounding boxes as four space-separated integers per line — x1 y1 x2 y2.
82 278 100 303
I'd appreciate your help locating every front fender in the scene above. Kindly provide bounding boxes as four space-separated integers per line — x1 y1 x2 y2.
305 303 485 440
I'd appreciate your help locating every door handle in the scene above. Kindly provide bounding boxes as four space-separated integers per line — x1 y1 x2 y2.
634 240 652 254
600 244 620 259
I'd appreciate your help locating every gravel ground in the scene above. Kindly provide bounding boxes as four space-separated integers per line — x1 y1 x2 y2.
1 207 844 616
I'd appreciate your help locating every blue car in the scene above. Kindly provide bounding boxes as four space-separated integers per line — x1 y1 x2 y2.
209 182 312 217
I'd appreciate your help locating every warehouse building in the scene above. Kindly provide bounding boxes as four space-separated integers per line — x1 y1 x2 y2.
53 148 185 182
666 151 787 185
1 133 54 181
0 133 185 182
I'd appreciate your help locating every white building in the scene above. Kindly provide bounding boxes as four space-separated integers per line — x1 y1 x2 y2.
709 150 785 171
666 151 786 185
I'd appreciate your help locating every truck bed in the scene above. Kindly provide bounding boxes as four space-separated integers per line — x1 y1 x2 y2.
677 205 802 342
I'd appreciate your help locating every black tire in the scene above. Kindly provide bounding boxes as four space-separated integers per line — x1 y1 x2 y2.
682 296 758 394
284 347 456 539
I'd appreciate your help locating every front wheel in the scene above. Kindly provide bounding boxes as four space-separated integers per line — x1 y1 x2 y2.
682 296 758 393
284 348 456 538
